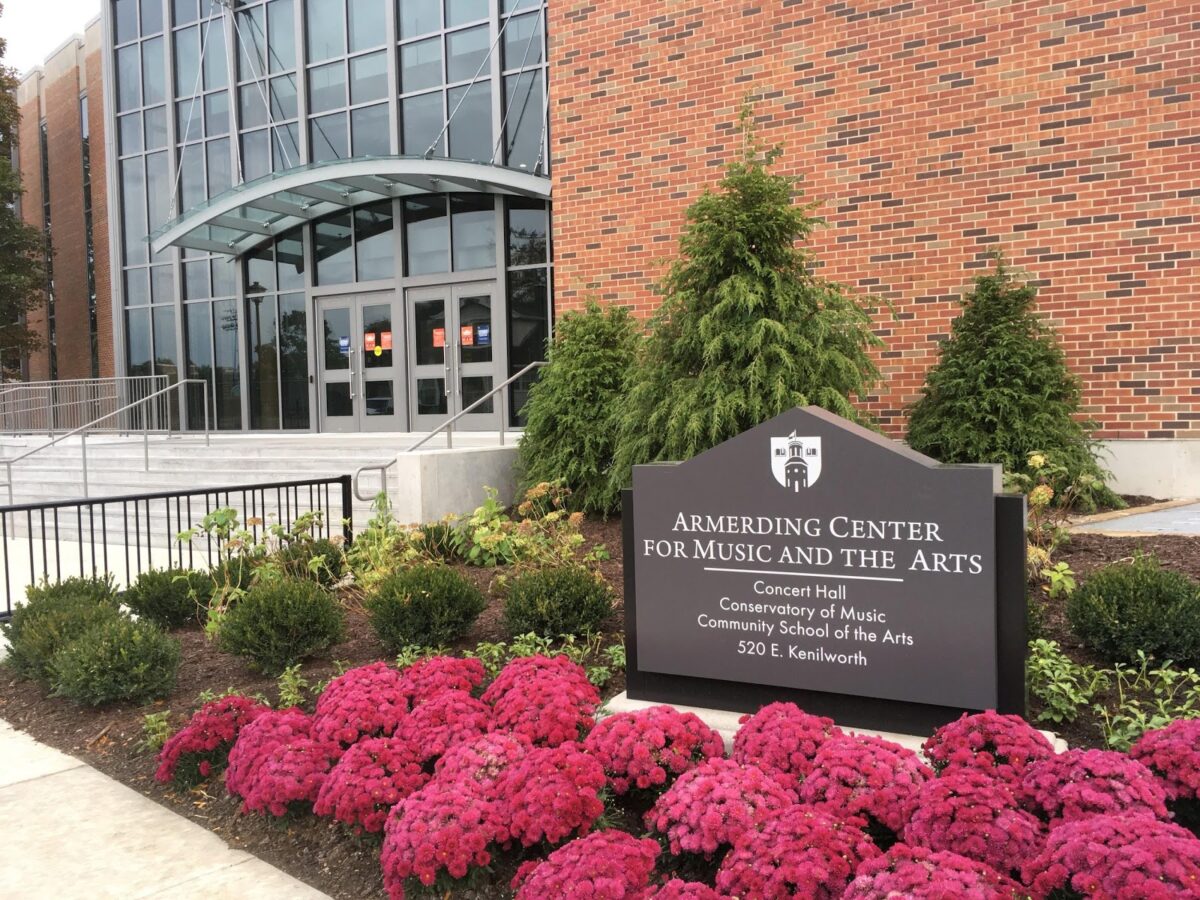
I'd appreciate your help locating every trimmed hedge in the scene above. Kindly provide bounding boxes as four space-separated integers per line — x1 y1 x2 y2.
366 564 485 651
218 579 344 673
50 616 180 706
503 566 613 639
1 583 122 681
123 568 211 628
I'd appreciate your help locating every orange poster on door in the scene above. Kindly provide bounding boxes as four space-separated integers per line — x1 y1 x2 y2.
364 332 376 351
432 328 445 348
460 325 475 346
380 331 393 351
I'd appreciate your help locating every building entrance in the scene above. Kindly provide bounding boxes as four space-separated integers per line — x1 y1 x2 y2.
407 283 503 432
316 293 405 433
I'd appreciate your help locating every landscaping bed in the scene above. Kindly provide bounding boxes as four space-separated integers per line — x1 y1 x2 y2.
1 516 1198 899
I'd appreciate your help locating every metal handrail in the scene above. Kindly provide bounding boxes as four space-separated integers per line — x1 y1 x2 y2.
0 376 170 435
0 379 211 503
352 360 546 501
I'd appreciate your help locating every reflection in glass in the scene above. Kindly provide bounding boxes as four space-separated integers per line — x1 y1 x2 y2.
326 383 353 417
503 9 544 67
179 150 205 211
146 152 170 232
279 293 310 429
505 69 544 170
351 103 391 157
452 195 496 271
185 260 211 300
121 158 147 265
119 114 142 155
242 129 270 181
267 0 296 72
401 38 442 93
364 381 394 415
151 266 175 305
116 46 140 112
142 38 165 106
213 298 242 429
356 203 395 280
507 267 548 425
213 258 238 296
245 247 275 294
207 138 232 197
507 198 548 265
461 376 494 413
270 75 297 120
240 85 268 129
447 0 488 27
458 294 492 364
322 305 352 372
310 112 348 161
446 26 489 83
362 304 393 368
145 106 168 149
204 24 229 90
308 62 346 114
114 0 138 44
277 234 305 291
399 0 441 38
185 302 213 429
236 5 267 79
248 295 280 429
205 91 230 136
413 299 446 366
153 306 178 383
405 197 448 276
315 214 354 284
125 269 150 307
175 26 200 96
306 0 346 62
348 0 387 52
350 52 389 104
448 81 491 162
402 92 444 156
416 378 447 415
126 308 152 376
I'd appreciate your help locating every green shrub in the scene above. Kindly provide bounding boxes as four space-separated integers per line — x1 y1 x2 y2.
277 538 345 587
217 579 344 673
1 587 122 681
906 258 1118 511
1067 555 1200 665
366 564 485 651
503 566 614 638
210 554 255 594
50 617 180 707
517 301 641 515
123 568 211 628
413 521 460 562
26 574 116 606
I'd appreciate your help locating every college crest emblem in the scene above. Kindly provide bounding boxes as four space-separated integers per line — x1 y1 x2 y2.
770 432 822 491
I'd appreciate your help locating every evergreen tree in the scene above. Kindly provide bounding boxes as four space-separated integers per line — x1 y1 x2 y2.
516 301 640 514
0 7 48 377
606 109 882 504
906 258 1116 506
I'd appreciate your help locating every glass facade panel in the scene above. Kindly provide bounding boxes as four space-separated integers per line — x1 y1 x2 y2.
349 52 389 104
504 68 543 170
311 112 349 161
146 151 171 232
355 202 395 280
185 259 210 300
447 81 490 161
236 5 267 79
248 295 280 429
447 0 488 27
279 294 310 428
278 234 305 291
119 114 142 154
270 75 298 119
185 302 212 429
125 268 150 307
121 158 147 265
205 91 230 136
204 25 229 89
151 265 175 304
507 197 547 265
308 62 347 114
153 306 179 381
145 106 168 149
242 129 270 180
405 197 448 275
348 0 387 52
246 247 276 294
402 92 443 155
306 0 346 62
127 307 152 376
268 0 297 72
351 103 391 156
446 25 489 82
173 0 199 27
142 37 166 106
207 138 233 197
504 8 544 66
116 45 140 111
507 266 548 424
213 298 242 429
174 26 200 96
451 194 495 270
401 38 441 93
399 0 442 38
213 258 238 296
315 214 354 284
141 0 164 36
114 0 139 45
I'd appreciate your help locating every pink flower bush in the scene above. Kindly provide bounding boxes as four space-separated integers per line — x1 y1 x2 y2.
646 757 797 857
731 702 841 788
392 689 492 760
240 737 337 817
648 880 724 899
380 780 503 899
225 707 312 801
434 732 530 795
482 655 600 746
845 843 1026 899
313 736 430 833
494 742 608 847
922 710 1054 782
582 706 725 795
155 694 268 787
398 655 485 705
1130 719 1200 802
1018 748 1169 827
311 662 408 753
798 734 932 837
511 830 659 899
902 768 1043 877
715 805 880 899
1022 814 1200 899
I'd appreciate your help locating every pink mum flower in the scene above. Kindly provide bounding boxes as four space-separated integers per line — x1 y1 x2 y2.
922 710 1054 783
583 705 725 795
731 702 841 789
845 843 1027 899
511 830 659 899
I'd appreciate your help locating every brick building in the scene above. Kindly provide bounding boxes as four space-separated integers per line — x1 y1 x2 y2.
549 0 1200 495
15 18 113 383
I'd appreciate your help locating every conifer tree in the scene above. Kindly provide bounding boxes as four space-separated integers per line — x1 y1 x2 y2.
906 258 1116 506
606 109 883 505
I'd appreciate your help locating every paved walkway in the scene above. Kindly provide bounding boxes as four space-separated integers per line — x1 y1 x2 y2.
0 719 331 900
1072 499 1200 536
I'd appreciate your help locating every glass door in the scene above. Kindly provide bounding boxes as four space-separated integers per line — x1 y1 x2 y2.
407 283 502 432
317 294 404 432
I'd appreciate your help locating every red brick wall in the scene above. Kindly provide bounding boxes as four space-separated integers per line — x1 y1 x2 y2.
86 47 115 379
16 91 50 382
549 0 1200 440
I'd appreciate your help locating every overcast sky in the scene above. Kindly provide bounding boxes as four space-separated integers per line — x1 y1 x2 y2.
2 0 101 76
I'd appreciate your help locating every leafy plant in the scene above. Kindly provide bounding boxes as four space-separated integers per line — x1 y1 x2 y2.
1095 652 1200 750
1 588 123 681
503 566 614 639
1041 562 1077 600
140 711 173 753
517 301 641 515
217 579 345 674
123 568 211 629
276 664 312 708
907 258 1118 511
1067 554 1200 665
1026 639 1108 725
276 536 345 588
366 564 485 651
25 575 116 606
607 106 883 505
394 644 450 669
50 617 180 707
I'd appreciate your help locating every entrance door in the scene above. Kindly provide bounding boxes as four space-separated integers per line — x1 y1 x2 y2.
317 294 404 432
408 283 502 431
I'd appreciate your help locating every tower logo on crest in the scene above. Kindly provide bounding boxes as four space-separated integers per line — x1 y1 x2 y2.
770 432 822 491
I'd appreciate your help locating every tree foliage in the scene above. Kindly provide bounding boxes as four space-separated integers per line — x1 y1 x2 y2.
607 109 883 502
0 10 48 375
516 301 640 514
906 258 1116 505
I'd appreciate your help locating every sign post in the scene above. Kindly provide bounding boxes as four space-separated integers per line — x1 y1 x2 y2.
623 406 1026 734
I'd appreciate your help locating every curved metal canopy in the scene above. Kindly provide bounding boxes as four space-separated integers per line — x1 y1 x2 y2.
148 156 552 258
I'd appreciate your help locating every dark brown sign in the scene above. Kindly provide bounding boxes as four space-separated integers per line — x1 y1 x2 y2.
623 406 1027 732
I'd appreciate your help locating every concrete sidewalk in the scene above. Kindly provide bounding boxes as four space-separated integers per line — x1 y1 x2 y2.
1071 498 1200 536
0 719 331 899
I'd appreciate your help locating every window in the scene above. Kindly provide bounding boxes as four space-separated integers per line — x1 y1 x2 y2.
313 203 394 283
451 194 495 270
404 196 448 275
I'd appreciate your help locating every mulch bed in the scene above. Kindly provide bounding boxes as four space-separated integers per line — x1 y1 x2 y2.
0 513 1195 898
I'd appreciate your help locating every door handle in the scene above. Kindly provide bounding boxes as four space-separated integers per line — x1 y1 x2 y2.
348 349 356 399
455 340 463 397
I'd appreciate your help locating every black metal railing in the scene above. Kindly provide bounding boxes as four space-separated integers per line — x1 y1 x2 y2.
0 475 353 619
